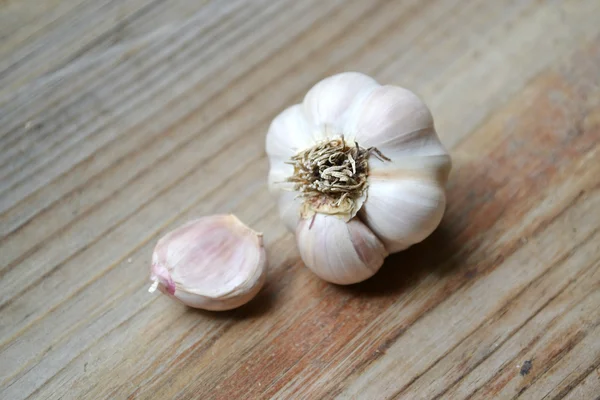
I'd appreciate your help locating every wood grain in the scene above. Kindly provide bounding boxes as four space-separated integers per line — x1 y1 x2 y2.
1 1 599 399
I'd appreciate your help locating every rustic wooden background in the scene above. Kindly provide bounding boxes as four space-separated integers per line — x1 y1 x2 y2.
1 1 599 399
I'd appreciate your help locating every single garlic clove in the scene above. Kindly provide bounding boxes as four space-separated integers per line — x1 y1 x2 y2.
267 161 303 232
266 105 314 231
266 104 314 164
296 214 388 285
359 175 447 253
302 72 379 133
149 214 267 311
349 85 450 165
276 189 304 232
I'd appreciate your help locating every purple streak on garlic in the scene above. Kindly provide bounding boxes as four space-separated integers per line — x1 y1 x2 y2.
149 214 267 311
266 72 451 284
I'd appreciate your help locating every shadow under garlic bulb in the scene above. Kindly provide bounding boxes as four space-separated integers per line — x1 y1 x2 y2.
266 72 451 284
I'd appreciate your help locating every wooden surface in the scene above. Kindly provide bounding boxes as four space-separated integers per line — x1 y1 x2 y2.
1 1 599 399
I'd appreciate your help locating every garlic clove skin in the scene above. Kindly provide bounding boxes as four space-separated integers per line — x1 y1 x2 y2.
350 85 450 163
276 189 304 232
359 176 447 253
267 164 303 231
346 84 451 253
296 214 388 285
302 72 379 135
266 104 314 231
266 104 314 167
150 214 267 311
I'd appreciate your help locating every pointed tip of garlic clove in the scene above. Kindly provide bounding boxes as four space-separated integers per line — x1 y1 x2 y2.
150 259 176 295
296 214 387 285
150 214 267 311
148 279 159 293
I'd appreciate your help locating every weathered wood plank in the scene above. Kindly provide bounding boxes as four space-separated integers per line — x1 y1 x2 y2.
562 366 600 400
0 0 358 340
0 0 184 98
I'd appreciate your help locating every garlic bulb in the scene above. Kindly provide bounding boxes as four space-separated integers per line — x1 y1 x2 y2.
266 72 451 284
149 214 267 311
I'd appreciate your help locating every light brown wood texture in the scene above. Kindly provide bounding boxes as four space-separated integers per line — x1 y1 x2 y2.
1 1 599 399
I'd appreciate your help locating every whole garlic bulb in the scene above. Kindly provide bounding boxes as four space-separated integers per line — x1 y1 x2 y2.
149 214 267 311
266 72 451 284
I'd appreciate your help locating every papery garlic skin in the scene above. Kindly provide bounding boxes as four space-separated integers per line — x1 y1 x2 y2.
149 215 267 311
266 72 451 284
296 214 388 285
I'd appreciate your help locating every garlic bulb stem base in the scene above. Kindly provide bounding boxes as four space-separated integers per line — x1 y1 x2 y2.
286 136 386 220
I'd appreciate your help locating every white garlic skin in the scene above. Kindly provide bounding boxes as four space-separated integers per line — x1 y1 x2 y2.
296 214 388 285
150 215 267 311
266 72 451 284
